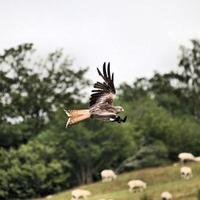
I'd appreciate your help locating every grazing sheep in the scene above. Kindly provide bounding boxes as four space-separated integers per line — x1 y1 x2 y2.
195 156 200 162
178 153 195 164
173 162 179 167
98 199 113 200
128 180 147 192
101 170 117 182
46 195 53 199
161 191 172 200
180 166 192 179
71 189 91 200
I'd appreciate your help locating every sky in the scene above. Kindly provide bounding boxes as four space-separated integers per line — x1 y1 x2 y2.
0 0 200 85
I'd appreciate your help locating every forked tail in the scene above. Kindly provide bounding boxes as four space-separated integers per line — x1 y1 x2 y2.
64 109 91 127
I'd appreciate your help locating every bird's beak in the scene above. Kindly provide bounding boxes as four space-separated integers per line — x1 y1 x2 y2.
122 108 124 112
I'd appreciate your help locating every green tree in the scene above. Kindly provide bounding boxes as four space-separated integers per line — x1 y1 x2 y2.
119 78 149 102
37 109 137 185
151 40 200 119
0 140 71 199
0 44 89 148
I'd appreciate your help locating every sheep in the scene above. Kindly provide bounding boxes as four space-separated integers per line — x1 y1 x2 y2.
180 166 192 179
178 152 195 164
161 191 172 200
128 180 147 192
194 156 200 162
173 162 179 167
98 199 113 200
101 169 117 182
71 189 91 200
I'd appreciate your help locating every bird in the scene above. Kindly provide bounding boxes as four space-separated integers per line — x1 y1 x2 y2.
64 62 127 127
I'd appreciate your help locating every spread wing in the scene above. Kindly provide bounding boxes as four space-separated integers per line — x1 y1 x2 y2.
89 62 116 107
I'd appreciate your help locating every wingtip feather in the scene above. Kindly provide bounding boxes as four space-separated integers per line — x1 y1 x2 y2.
97 68 101 76
103 62 107 78
107 62 111 79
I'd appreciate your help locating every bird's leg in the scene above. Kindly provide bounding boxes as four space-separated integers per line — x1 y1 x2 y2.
110 115 127 123
115 116 121 123
122 116 127 122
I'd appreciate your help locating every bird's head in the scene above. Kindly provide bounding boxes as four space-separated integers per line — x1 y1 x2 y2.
115 106 124 113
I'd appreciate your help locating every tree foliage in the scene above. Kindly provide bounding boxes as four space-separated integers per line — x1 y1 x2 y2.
1 40 200 199
0 140 71 199
149 40 200 119
0 44 89 148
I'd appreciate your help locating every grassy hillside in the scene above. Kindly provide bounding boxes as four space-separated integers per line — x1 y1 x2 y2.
39 163 200 200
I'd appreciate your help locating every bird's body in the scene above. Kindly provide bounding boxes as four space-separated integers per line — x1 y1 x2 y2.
65 62 126 127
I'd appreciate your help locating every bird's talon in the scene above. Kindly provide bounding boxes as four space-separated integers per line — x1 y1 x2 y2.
122 116 127 123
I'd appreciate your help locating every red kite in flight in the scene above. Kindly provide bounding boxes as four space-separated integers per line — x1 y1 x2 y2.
64 62 127 127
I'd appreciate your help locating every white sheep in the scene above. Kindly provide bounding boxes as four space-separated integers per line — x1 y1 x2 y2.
194 156 200 162
98 199 113 200
173 162 179 167
180 166 192 179
178 152 195 164
71 189 91 200
46 195 53 199
128 180 147 192
161 191 172 200
101 170 117 182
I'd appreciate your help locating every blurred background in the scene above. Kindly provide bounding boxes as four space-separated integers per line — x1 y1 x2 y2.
0 0 200 199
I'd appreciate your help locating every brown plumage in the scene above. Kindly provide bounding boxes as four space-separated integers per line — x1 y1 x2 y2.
64 62 126 127
64 109 91 127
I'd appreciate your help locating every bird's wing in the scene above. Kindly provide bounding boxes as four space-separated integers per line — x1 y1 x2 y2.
89 62 116 107
91 110 117 118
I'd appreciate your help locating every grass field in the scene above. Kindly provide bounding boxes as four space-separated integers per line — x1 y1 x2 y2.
39 163 200 200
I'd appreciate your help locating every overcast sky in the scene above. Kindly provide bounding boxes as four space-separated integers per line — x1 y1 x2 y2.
0 0 200 85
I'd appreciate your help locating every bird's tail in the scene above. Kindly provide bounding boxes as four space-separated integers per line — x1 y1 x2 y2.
64 109 91 127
